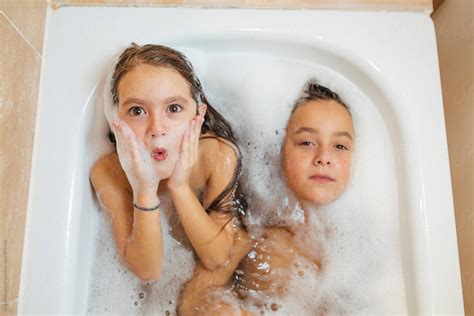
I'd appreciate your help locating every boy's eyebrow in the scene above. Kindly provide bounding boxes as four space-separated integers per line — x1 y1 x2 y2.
295 127 353 141
295 127 318 134
334 131 353 141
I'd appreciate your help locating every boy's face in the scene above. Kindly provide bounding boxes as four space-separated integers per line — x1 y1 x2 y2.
282 100 355 205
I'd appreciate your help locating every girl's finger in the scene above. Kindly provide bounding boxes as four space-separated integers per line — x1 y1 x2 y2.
180 123 191 160
115 121 140 162
191 117 201 162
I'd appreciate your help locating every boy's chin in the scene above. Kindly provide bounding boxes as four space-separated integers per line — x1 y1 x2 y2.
299 191 340 206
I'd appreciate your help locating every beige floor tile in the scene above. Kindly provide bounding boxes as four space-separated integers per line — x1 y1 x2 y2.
0 14 41 302
1 0 47 55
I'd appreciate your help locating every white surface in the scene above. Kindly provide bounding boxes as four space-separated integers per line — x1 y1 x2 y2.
18 6 463 315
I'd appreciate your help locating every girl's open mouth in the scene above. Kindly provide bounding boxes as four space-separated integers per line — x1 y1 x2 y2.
151 148 168 161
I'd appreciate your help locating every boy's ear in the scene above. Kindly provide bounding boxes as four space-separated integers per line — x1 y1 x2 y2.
198 103 207 117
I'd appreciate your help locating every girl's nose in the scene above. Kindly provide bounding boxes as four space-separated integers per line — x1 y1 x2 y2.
147 116 167 138
313 147 332 166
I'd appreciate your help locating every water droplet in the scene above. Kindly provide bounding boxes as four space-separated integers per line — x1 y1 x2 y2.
271 303 279 311
139 292 144 299
134 301 138 306
247 250 257 259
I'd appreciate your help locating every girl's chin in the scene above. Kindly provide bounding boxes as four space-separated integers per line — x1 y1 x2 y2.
154 160 178 180
155 169 174 180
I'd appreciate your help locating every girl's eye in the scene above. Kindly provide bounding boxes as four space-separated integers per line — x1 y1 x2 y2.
128 106 145 116
335 144 348 150
168 104 183 113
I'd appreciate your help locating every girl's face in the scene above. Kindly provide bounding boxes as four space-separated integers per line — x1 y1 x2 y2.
116 64 205 179
282 100 354 205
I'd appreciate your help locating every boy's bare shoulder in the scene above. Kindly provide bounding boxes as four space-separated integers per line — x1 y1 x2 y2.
262 227 295 242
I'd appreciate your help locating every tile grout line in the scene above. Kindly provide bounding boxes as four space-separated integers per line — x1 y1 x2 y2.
1 11 41 58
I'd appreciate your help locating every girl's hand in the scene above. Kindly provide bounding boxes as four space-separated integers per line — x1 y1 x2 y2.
167 114 205 192
112 120 161 195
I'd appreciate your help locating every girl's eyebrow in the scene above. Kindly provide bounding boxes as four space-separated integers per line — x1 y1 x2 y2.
121 97 147 107
163 95 188 104
121 96 188 107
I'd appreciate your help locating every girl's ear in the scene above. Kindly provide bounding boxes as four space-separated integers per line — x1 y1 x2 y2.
198 103 207 117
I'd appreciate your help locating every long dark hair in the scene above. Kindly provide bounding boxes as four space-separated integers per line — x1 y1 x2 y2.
108 43 245 217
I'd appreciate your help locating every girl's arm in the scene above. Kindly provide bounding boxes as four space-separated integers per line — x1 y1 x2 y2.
168 117 239 270
90 120 165 281
91 155 163 281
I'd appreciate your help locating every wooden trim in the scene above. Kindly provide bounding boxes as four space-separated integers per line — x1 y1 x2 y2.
50 0 433 13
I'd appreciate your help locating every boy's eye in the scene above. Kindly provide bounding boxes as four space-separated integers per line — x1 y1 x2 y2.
335 144 348 150
128 106 145 116
299 141 314 146
168 104 183 113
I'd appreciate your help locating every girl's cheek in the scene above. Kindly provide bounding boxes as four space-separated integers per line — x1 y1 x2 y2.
128 123 144 139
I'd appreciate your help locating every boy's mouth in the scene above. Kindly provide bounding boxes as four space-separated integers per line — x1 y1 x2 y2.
310 173 335 183
151 148 168 161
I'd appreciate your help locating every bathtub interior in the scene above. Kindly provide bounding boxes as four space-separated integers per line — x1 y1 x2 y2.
19 6 463 315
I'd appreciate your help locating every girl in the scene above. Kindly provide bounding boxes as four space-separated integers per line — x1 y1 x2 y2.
90 44 252 287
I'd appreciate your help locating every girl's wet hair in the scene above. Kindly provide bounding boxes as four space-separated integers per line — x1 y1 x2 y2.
108 43 246 218
291 80 351 116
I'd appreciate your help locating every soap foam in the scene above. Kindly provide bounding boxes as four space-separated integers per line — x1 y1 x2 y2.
86 49 407 315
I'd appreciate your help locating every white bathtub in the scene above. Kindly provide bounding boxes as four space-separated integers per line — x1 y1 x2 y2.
19 5 464 314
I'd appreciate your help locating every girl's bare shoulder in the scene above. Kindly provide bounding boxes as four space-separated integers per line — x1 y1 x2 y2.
198 134 238 178
199 134 238 157
90 152 128 189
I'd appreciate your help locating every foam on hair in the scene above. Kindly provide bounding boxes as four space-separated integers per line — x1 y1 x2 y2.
103 54 120 127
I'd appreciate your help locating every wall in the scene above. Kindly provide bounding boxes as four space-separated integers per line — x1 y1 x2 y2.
1 0 472 315
0 1 46 314
433 0 474 314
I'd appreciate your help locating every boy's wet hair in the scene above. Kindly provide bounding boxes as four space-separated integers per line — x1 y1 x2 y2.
292 80 351 116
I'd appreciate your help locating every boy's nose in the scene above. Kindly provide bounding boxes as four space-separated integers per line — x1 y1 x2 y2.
313 148 331 166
